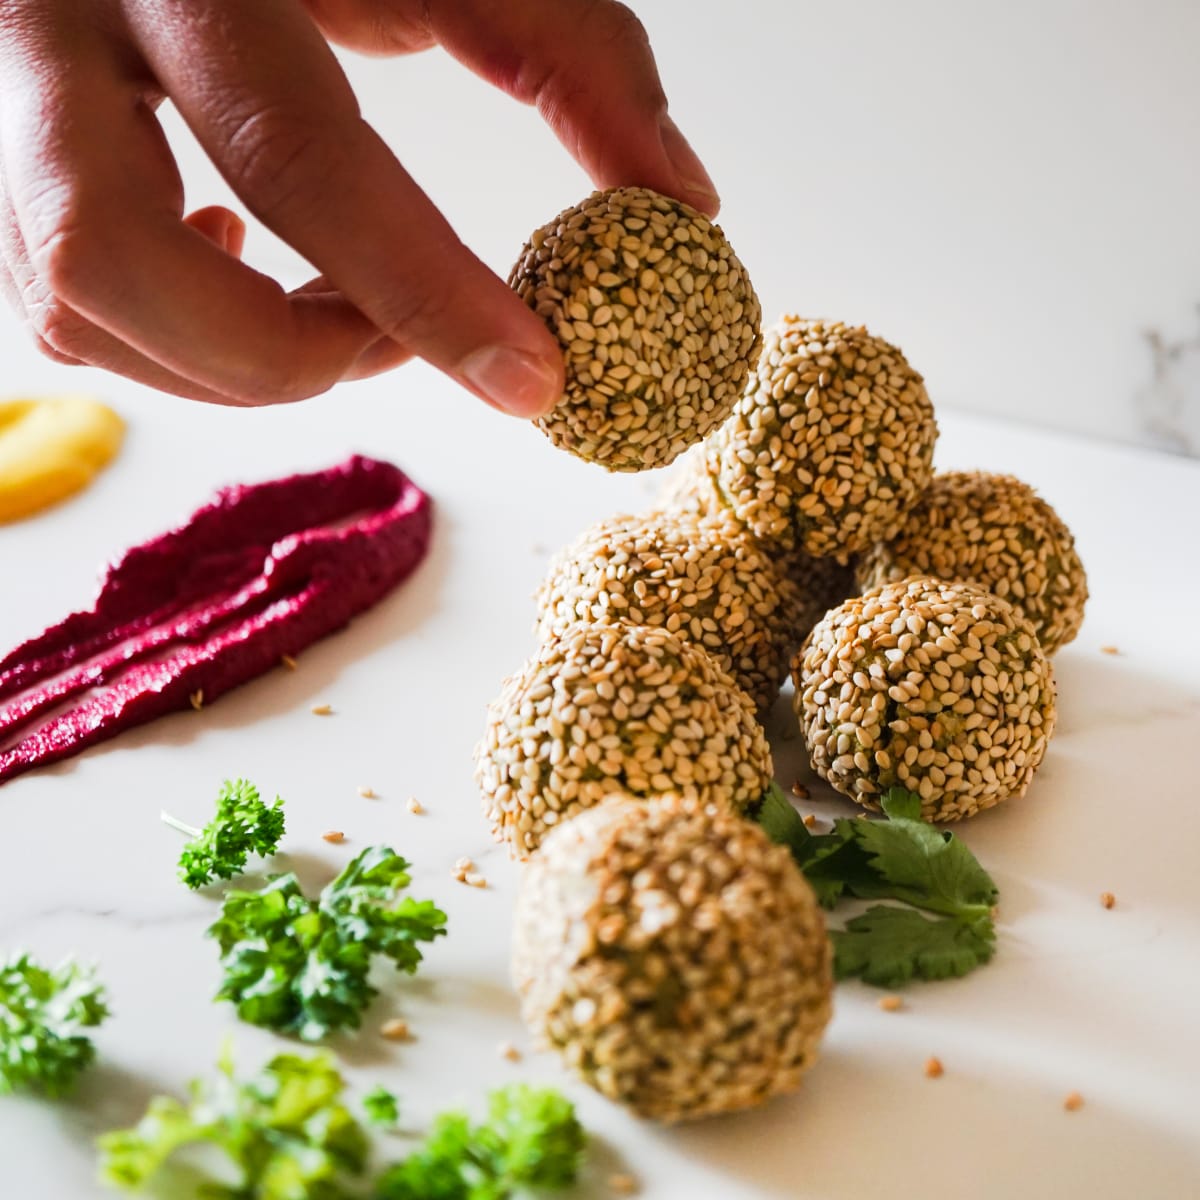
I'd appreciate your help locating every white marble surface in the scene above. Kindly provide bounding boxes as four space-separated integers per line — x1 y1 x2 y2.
1 365 1199 1198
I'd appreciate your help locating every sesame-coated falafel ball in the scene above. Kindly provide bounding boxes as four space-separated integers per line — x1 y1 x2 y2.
475 623 773 858
509 187 762 472
656 451 859 648
793 576 1056 821
512 794 833 1123
856 471 1088 655
535 511 802 710
704 317 937 556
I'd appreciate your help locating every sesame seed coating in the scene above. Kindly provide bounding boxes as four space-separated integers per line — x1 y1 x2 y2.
856 471 1088 655
535 510 803 710
656 450 858 647
512 795 832 1122
792 576 1057 821
509 187 762 472
703 316 938 556
474 623 773 859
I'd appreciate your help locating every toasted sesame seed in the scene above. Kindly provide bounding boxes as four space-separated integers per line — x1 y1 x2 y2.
380 1019 410 1041
322 831 345 844
357 786 376 799
311 704 333 716
1063 1091 1084 1111
465 872 488 889
1100 891 1116 909
791 780 810 799
924 1056 944 1079
281 654 298 670
498 1041 522 1062
1100 645 1119 656
189 690 204 711
609 1174 640 1196
802 814 817 829
455 857 474 872
407 796 424 814
878 995 903 1012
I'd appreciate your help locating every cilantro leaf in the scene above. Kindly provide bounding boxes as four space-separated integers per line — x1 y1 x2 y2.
832 905 997 987
98 1050 370 1198
363 1086 400 1127
850 789 997 917
163 778 286 889
208 846 448 1041
756 783 1001 988
373 1084 586 1200
0 953 108 1097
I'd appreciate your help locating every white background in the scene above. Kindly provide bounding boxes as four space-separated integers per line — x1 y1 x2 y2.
2 1 1197 452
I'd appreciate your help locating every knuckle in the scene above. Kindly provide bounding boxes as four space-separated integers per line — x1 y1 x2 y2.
29 294 96 361
370 269 457 345
31 220 104 305
222 107 344 223
599 1 651 52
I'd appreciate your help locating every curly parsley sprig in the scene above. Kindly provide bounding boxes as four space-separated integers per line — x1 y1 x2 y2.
758 784 999 987
162 778 286 889
0 953 109 1097
208 845 448 1041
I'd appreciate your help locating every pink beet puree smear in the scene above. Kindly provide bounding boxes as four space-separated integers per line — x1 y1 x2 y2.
0 455 432 786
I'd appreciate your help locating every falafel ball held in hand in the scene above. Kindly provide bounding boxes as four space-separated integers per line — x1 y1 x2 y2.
0 0 719 415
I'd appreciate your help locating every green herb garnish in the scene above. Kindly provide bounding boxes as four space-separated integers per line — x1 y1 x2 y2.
0 953 108 1097
98 1048 369 1197
758 784 998 988
374 1084 586 1200
208 845 447 1041
98 1053 586 1200
363 1086 401 1127
163 778 286 889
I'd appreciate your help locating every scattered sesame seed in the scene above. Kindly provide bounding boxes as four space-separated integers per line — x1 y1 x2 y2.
311 704 333 716
608 1174 639 1196
281 654 298 670
791 781 810 799
1100 892 1116 910
878 995 903 1012
802 814 817 829
322 831 345 844
189 690 204 711
455 857 474 873
924 1056 944 1079
465 872 488 889
407 796 424 814
1063 1091 1084 1112
498 1041 522 1062
1100 645 1120 656
357 786 376 799
380 1019 410 1041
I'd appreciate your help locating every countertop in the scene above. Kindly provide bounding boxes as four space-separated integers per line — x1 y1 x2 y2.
2 368 1200 1199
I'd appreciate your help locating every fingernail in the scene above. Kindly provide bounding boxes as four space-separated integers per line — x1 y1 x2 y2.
659 114 720 214
457 345 562 418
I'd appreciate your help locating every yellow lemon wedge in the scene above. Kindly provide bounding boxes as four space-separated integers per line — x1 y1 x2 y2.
0 395 125 523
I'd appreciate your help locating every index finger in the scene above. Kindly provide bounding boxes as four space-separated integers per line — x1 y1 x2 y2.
123 0 565 418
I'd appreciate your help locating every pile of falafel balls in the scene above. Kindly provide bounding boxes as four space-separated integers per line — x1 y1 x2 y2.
475 187 1089 1124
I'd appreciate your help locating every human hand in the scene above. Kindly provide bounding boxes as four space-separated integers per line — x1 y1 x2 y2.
0 0 718 414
